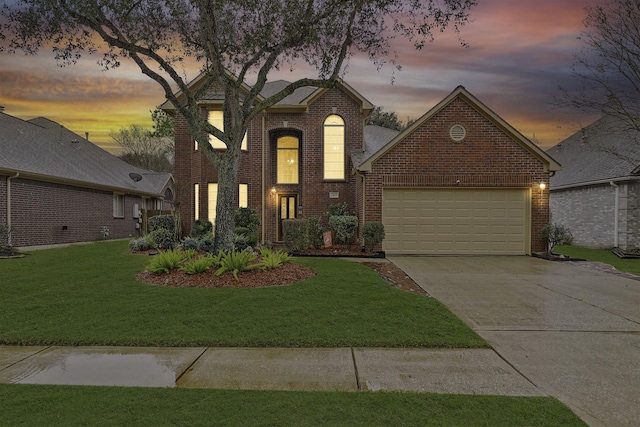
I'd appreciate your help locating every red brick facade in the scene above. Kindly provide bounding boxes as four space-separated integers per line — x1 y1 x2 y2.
359 95 552 253
1 176 173 248
175 86 367 243
173 82 557 253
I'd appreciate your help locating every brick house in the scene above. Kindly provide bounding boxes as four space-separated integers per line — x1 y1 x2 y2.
165 79 559 255
0 111 174 249
547 115 640 250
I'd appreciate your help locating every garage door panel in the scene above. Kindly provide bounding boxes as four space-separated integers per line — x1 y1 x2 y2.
382 188 529 255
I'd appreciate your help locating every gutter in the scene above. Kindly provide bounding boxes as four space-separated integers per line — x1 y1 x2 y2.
6 172 19 245
550 176 640 191
610 181 619 247
261 112 266 244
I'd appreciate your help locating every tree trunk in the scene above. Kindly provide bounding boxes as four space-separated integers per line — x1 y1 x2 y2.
212 143 241 252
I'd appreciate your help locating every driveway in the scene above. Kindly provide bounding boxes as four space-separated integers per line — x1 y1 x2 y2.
388 256 640 427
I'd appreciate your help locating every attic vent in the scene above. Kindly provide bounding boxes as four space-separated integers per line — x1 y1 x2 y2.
449 124 467 142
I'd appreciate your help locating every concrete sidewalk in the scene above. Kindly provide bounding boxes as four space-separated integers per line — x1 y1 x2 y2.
0 345 543 396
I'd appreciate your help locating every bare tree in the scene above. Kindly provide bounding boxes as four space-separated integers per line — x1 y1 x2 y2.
1 0 476 251
111 125 173 172
558 0 640 132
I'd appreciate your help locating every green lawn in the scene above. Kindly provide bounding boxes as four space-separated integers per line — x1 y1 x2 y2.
0 240 485 348
555 245 640 275
0 384 586 426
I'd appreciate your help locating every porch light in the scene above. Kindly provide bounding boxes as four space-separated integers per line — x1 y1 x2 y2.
539 183 546 191
270 187 276 194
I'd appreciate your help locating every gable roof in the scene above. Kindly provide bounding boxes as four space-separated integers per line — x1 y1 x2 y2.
547 115 640 189
0 112 172 196
160 75 374 113
355 86 561 173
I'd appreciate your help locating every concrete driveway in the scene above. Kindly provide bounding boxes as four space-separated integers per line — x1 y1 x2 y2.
388 256 640 427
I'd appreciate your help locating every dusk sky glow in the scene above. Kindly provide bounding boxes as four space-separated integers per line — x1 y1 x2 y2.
0 0 601 153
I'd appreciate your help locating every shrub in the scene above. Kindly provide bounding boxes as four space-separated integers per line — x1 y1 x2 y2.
215 249 262 280
129 237 150 252
306 216 324 249
190 219 213 239
146 250 184 274
235 207 260 232
180 237 199 251
325 202 354 218
198 237 215 253
148 214 176 235
328 215 358 248
259 248 292 269
182 248 199 260
362 222 385 252
181 255 216 275
283 219 309 252
234 233 250 251
147 228 175 249
0 224 18 256
542 223 574 254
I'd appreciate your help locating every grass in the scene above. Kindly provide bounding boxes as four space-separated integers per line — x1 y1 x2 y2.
0 240 486 348
555 244 640 275
0 384 586 426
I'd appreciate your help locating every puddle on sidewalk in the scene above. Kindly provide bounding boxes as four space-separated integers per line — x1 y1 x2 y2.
1 347 205 388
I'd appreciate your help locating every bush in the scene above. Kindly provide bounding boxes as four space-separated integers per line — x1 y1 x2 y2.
328 215 358 248
325 202 354 218
215 249 262 280
180 237 199 251
283 219 309 252
306 216 324 249
148 215 176 235
129 237 150 252
198 237 215 253
233 233 250 251
190 219 213 239
542 223 573 254
235 207 260 232
146 250 185 274
181 255 217 275
259 248 292 269
362 222 385 252
147 228 175 249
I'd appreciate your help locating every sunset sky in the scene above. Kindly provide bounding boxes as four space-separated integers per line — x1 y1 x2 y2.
0 0 600 153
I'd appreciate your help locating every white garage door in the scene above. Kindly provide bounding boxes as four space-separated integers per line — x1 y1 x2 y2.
382 188 529 255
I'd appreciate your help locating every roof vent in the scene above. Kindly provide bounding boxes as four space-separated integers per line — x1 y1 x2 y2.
449 124 467 142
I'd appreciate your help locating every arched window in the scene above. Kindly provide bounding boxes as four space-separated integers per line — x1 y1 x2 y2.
277 135 299 184
324 115 344 180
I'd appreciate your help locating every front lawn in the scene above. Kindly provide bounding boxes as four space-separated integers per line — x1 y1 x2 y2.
0 384 586 426
555 245 640 275
0 241 486 348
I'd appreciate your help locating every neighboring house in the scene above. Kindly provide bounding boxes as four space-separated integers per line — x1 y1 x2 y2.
547 115 640 250
163 78 560 255
0 110 174 249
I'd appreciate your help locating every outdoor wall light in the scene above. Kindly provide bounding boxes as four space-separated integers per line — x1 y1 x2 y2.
270 187 276 194
539 182 546 191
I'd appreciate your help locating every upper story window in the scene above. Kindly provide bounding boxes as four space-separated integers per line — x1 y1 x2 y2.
206 110 247 150
324 115 345 180
277 135 299 184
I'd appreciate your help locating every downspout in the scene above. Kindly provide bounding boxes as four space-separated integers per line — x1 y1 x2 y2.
356 170 366 247
261 112 266 244
610 181 619 247
6 172 19 245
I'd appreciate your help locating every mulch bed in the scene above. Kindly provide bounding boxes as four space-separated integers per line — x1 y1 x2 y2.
134 247 427 295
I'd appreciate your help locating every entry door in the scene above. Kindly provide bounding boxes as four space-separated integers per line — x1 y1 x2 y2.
278 194 297 241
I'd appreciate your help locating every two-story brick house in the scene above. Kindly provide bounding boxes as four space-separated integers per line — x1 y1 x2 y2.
164 77 560 255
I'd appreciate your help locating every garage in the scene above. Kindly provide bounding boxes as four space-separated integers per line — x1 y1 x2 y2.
382 188 530 255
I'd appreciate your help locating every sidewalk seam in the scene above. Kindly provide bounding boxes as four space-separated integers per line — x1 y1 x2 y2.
350 348 361 390
175 347 208 385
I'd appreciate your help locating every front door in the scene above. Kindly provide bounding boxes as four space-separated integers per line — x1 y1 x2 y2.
278 194 297 241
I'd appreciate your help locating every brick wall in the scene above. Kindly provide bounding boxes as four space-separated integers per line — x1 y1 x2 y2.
363 96 550 253
174 86 365 242
7 178 144 248
551 182 640 250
